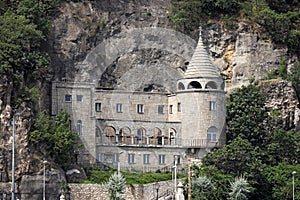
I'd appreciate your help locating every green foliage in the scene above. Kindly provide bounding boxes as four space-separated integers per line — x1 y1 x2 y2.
264 129 300 165
226 84 270 145
105 172 126 200
30 111 78 167
191 175 215 200
203 82 300 199
85 168 175 185
17 0 59 34
263 163 300 200
287 62 300 98
190 165 234 199
169 0 300 55
228 176 252 200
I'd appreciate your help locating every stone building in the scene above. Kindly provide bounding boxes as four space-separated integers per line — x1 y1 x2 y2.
51 31 226 172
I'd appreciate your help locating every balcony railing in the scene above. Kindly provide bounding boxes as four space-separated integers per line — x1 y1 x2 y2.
96 137 226 148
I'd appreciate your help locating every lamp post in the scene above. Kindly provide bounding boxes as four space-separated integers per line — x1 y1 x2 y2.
43 160 48 200
154 182 159 200
174 155 177 198
292 171 296 200
10 117 15 200
117 151 124 176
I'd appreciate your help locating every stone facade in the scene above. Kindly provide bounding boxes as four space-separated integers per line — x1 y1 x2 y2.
69 181 173 200
51 32 226 172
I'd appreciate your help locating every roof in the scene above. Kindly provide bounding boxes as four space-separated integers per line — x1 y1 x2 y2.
184 30 220 78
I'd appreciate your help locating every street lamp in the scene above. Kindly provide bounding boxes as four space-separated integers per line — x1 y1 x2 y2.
43 160 48 200
117 151 124 176
292 171 296 200
9 117 15 200
173 155 178 197
154 182 159 200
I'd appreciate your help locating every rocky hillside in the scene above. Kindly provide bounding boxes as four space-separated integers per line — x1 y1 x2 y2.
0 0 299 199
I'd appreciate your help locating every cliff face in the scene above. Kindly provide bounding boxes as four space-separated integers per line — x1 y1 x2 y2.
0 0 299 199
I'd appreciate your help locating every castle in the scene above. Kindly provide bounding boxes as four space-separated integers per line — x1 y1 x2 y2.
51 30 226 172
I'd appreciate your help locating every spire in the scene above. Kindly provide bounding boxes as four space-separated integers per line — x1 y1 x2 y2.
184 27 220 78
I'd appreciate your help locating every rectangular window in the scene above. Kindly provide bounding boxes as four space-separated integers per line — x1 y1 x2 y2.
65 95 72 102
177 102 181 112
158 105 164 114
169 105 173 114
98 153 104 162
76 95 83 102
158 154 166 165
95 103 102 112
137 104 144 113
210 101 216 111
116 103 123 113
143 154 150 164
128 154 135 164
208 133 217 142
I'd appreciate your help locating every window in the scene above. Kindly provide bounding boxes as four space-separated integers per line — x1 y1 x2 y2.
137 104 144 113
169 105 173 114
158 154 166 165
116 103 123 113
143 154 150 164
210 101 216 111
158 105 164 114
76 95 83 102
65 95 72 102
137 128 144 144
98 153 104 162
77 120 82 135
207 127 218 142
128 154 135 164
177 103 181 112
95 103 102 112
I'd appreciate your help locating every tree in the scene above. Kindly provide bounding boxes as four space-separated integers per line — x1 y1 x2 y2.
263 163 300 200
228 176 252 200
191 175 215 200
226 84 271 146
30 111 78 167
105 172 127 200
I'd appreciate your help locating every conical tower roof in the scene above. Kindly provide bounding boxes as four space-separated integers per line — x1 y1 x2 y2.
184 30 220 78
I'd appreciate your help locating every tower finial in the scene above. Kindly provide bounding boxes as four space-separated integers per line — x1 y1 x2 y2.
199 26 202 37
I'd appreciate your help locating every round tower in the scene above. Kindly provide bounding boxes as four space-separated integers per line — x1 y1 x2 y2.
177 29 226 155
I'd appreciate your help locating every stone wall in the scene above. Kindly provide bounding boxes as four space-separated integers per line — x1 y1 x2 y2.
69 180 174 200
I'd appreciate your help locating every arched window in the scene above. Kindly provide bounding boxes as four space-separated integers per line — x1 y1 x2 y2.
205 81 217 89
76 120 82 135
137 128 146 144
207 127 218 142
118 129 123 143
120 127 131 144
187 81 202 89
104 126 116 144
178 82 185 90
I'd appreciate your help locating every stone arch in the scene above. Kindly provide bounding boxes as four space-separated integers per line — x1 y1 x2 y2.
205 81 218 89
104 126 117 144
136 127 146 145
207 126 218 142
187 81 202 89
149 127 162 145
167 128 177 145
178 82 185 90
95 127 102 144
119 126 131 145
